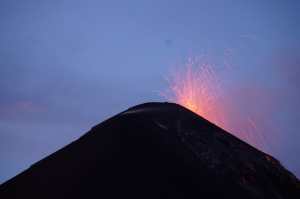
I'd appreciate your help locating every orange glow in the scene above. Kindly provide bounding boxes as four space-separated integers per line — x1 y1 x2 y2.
165 58 226 128
163 57 267 151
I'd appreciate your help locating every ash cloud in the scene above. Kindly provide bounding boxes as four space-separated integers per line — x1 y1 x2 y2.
221 49 300 177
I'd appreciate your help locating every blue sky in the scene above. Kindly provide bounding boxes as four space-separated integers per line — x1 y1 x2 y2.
1 0 300 183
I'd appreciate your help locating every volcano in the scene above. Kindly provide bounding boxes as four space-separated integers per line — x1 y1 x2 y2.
0 102 299 198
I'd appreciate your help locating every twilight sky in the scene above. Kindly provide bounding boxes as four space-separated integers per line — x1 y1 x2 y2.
1 0 300 183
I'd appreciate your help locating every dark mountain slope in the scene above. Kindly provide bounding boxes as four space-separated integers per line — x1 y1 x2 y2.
0 102 299 198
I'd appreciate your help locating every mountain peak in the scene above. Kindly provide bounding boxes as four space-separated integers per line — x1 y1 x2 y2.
1 102 299 198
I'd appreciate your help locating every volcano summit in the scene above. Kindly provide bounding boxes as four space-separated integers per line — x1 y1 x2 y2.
0 102 299 198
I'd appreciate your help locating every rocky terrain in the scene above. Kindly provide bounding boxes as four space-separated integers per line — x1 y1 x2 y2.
0 102 299 198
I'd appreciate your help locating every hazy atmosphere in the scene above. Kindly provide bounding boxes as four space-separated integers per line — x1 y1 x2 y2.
1 0 300 183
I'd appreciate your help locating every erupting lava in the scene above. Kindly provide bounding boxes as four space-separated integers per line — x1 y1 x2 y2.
165 58 225 126
163 57 268 151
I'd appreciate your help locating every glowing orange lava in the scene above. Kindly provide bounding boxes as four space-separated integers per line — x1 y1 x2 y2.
165 58 226 128
163 57 267 151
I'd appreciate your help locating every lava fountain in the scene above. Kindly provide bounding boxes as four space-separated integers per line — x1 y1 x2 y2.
163 57 268 151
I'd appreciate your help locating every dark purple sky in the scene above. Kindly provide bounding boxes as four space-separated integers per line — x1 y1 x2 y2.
1 0 300 183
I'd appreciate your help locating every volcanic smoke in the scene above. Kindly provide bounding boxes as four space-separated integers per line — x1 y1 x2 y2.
163 57 268 151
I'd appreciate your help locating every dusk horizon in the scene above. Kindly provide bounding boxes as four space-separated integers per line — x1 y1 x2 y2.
0 0 299 188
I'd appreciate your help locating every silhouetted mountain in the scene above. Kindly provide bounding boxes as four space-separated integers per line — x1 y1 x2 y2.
0 102 299 198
